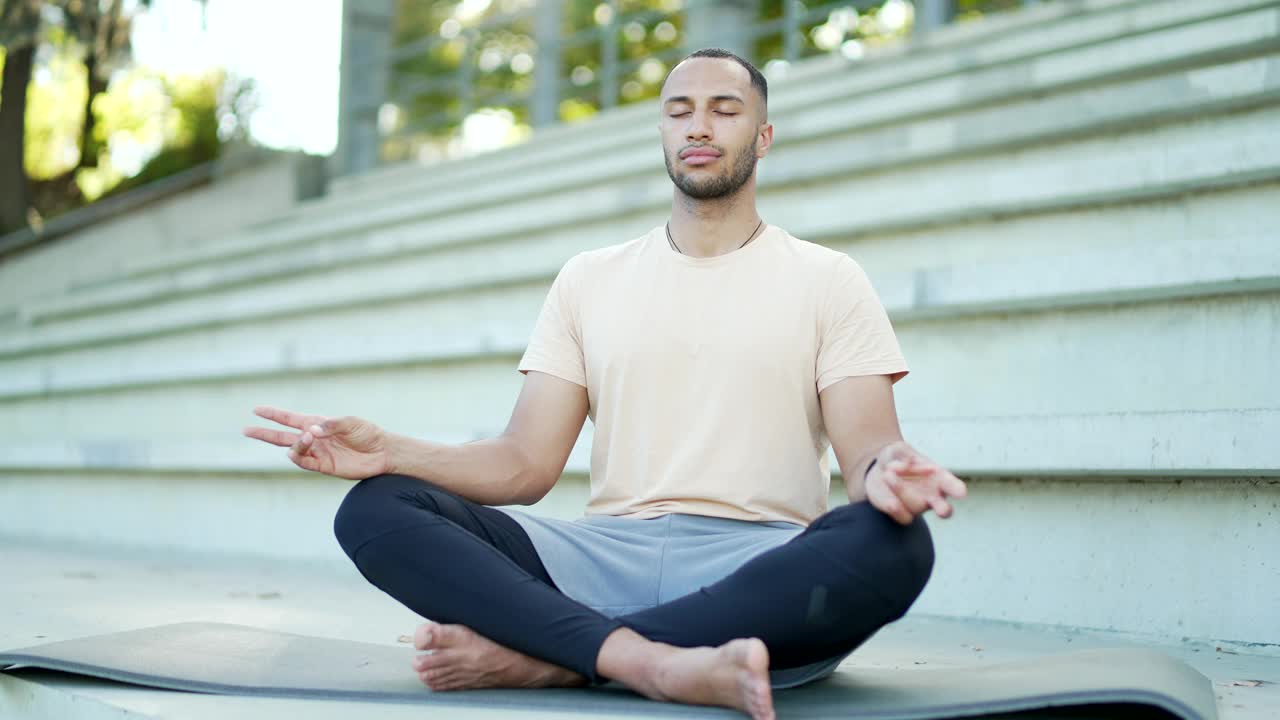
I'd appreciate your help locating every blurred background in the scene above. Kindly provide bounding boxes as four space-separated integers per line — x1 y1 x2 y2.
0 0 1277 713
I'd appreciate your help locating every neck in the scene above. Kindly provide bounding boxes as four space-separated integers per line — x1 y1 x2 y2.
667 185 763 258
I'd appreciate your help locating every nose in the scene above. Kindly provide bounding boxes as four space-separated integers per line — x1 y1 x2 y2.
685 110 712 143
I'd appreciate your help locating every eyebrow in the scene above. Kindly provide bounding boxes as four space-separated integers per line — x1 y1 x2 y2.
662 94 745 106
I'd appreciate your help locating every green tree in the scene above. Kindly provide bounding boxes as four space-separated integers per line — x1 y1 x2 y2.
0 0 252 236
23 0 154 227
380 0 930 163
0 0 42 233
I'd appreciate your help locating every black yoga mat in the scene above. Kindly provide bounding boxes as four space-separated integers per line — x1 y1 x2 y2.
0 622 1217 719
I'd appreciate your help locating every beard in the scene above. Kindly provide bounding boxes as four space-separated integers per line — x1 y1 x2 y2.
664 137 758 200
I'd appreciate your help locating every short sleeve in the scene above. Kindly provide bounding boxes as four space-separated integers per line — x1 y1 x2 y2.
518 253 588 387
816 254 909 392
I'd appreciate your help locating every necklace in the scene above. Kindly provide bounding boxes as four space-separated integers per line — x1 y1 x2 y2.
665 219 764 256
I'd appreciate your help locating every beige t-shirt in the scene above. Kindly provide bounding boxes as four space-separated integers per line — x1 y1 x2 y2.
518 224 908 526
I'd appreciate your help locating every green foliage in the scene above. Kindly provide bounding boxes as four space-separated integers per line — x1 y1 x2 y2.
2 11 252 226
0 0 42 49
380 0 950 161
99 69 254 199
0 0 238 229
956 0 1029 21
9 30 255 203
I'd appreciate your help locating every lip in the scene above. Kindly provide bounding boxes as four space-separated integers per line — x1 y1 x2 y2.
681 149 721 166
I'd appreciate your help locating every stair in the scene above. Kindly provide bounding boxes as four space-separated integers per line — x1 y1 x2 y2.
0 0 1275 658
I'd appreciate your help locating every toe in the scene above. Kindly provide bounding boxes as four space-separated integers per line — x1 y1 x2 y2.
414 621 439 650
424 669 460 691
411 652 441 672
430 623 472 649
414 649 459 673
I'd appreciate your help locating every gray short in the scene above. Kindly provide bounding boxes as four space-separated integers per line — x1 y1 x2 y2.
495 507 853 688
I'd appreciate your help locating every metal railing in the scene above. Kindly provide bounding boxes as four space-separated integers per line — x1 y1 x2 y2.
336 0 1048 173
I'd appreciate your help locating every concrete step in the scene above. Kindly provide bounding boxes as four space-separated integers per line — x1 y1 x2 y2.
0 226 1275 402
23 46 1280 328
325 0 1176 198
2 479 1278 658
5 88 1279 353
1 0 1275 662
2 407 1276 478
321 0 1274 204
33 0 1279 300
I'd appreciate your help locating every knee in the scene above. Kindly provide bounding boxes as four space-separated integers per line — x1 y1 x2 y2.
823 502 936 615
332 473 445 557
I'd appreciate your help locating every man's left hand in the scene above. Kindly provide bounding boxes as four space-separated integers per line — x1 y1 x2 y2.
865 441 968 525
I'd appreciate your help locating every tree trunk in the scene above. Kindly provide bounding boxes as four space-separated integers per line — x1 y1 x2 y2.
0 42 36 234
78 52 108 170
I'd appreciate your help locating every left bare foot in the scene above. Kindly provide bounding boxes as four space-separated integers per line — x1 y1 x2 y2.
410 621 588 691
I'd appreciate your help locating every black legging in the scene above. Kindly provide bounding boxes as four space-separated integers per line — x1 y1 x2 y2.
333 473 934 685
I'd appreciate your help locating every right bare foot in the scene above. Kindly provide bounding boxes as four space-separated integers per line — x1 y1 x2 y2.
647 637 775 720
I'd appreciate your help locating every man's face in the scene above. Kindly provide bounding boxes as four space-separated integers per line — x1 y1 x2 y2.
659 58 770 200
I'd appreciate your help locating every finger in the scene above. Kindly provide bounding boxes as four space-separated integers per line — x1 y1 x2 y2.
875 492 914 525
253 405 312 431
291 431 315 456
319 416 359 437
889 458 938 477
318 418 340 436
895 485 931 517
889 470 934 512
287 448 321 472
242 426 298 447
881 469 920 515
940 472 969 498
927 494 953 519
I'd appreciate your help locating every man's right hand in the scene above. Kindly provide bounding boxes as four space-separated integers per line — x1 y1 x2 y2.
243 406 392 480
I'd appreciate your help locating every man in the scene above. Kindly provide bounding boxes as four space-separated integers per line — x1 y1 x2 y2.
243 48 966 720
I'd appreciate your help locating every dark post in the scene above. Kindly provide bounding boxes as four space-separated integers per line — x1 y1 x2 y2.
684 0 759 60
333 0 395 176
914 0 956 35
532 1 563 127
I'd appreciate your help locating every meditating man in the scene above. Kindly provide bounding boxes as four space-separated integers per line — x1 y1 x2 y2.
243 48 967 720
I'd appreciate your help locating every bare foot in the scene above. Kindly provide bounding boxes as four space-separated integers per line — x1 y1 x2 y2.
648 638 774 720
410 621 587 691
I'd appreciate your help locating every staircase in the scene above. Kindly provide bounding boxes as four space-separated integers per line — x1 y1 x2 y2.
1 0 1276 655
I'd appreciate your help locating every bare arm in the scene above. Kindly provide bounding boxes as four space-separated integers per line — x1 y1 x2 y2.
385 370 588 506
819 374 905 504
244 371 588 507
820 374 968 522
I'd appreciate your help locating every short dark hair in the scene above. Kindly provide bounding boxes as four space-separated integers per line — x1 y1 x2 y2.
681 47 768 120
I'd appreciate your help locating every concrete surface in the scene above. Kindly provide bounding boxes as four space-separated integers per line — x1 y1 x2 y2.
1 539 1277 719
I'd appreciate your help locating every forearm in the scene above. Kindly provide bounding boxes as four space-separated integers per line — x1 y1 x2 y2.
384 432 544 507
843 439 897 504
844 451 876 504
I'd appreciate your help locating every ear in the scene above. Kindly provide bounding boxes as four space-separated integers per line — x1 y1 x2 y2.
756 122 774 158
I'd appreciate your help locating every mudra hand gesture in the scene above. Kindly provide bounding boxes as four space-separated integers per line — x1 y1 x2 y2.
242 405 390 480
865 440 968 525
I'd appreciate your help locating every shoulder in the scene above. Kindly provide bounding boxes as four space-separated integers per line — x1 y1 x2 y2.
561 227 655 281
769 226 864 280
577 229 653 266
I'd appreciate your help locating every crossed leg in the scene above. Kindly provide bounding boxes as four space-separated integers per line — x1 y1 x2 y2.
333 473 934 718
